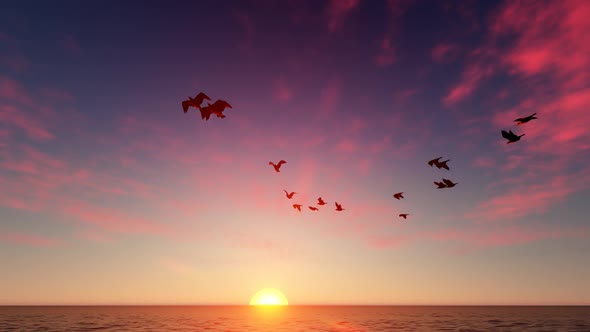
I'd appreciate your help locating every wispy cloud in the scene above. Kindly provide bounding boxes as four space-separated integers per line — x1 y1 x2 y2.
325 0 361 33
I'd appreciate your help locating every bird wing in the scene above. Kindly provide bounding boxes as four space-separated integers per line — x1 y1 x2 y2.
196 92 211 101
278 160 286 166
514 117 525 122
442 178 454 186
501 130 512 139
182 100 190 113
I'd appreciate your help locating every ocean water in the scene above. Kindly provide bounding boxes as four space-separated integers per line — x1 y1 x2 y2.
1 306 589 331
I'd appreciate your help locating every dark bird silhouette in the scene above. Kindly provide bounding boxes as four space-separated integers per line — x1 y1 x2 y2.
308 206 319 211
428 157 442 167
198 104 214 120
399 213 409 219
208 99 232 118
335 202 345 211
434 181 447 189
442 178 458 188
436 159 450 170
269 160 286 172
393 192 404 200
317 197 327 205
283 190 297 199
501 130 525 144
514 112 537 126
292 204 302 212
182 92 210 113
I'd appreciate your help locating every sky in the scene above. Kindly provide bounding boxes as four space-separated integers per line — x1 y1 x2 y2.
1 0 589 305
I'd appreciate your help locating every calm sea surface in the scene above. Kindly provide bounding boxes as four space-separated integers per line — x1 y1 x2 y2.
1 306 589 331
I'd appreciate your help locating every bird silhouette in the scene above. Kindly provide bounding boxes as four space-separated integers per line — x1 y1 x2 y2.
434 181 447 189
442 178 458 188
335 202 345 211
292 204 302 212
198 104 214 120
393 192 404 200
182 92 210 113
283 190 297 199
428 157 442 167
501 130 525 144
317 197 327 205
209 99 232 118
436 159 450 170
308 206 319 211
269 160 286 172
514 112 537 126
399 213 409 219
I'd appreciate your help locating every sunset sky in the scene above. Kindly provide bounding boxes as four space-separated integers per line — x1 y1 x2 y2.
1 0 589 305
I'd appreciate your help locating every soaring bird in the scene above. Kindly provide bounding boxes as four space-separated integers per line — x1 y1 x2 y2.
317 197 327 205
514 112 537 126
428 157 442 167
442 178 458 188
269 160 286 172
283 190 297 199
501 130 525 144
198 104 214 120
182 92 210 113
393 192 404 200
308 206 319 211
436 159 450 170
209 99 232 118
399 213 409 219
200 103 221 119
335 202 345 211
434 181 447 189
292 204 302 212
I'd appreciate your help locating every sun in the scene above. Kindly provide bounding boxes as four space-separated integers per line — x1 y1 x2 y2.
249 288 289 306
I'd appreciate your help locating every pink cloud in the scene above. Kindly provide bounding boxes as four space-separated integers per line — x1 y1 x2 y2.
443 59 494 106
273 78 294 102
374 35 395 67
0 231 62 247
335 139 358 154
0 105 54 140
326 0 361 33
0 75 34 106
431 43 458 63
393 88 419 105
318 78 341 117
472 156 495 168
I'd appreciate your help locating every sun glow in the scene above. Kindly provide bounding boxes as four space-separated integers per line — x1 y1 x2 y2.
249 288 289 306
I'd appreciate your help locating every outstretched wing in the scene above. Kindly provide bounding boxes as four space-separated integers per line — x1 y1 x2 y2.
501 130 512 140
182 100 190 113
442 178 454 186
277 160 286 166
196 92 211 101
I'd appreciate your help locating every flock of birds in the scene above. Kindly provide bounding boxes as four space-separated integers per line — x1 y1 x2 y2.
181 91 539 220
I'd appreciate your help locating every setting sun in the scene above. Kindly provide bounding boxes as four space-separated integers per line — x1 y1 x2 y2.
249 288 289 306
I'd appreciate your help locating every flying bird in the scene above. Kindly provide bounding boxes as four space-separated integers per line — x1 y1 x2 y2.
198 104 214 120
514 112 537 126
308 206 319 211
269 160 286 172
434 181 447 189
181 92 210 113
436 159 450 170
428 157 442 167
393 192 404 200
399 213 409 219
283 190 297 199
442 178 458 188
292 204 302 212
335 202 345 211
317 197 327 205
501 130 525 144
209 99 233 118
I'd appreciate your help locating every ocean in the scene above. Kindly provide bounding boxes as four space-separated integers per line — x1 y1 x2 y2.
1 306 589 331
